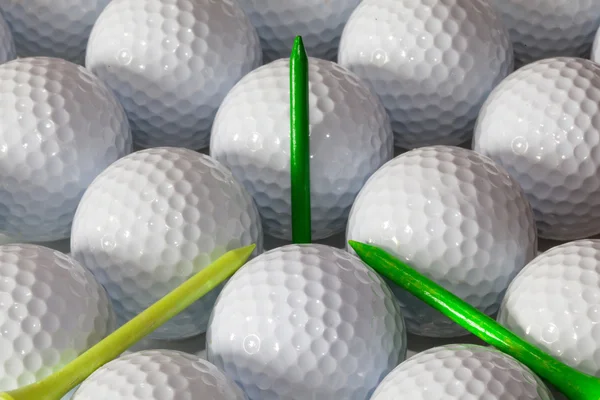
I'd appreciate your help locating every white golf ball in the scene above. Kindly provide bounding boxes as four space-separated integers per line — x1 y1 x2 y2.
490 0 600 67
70 147 263 340
72 349 247 400
346 145 537 338
0 56 132 242
206 244 407 400
236 0 361 63
498 239 600 377
370 344 553 400
210 57 393 241
473 57 600 241
85 0 262 150
0 243 115 391
0 0 111 65
0 12 16 65
338 0 513 149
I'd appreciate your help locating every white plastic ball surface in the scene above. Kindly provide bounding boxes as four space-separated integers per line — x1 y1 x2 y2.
210 57 393 241
591 26 600 64
72 349 247 400
490 0 600 66
370 344 553 400
0 243 115 390
206 244 407 400
0 0 111 64
346 145 537 338
0 56 132 242
473 57 600 241
85 0 262 150
236 0 361 63
498 239 600 377
338 0 513 149
0 12 16 65
70 147 263 340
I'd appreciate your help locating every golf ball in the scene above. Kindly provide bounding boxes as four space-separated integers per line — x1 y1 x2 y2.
85 0 262 150
0 56 132 242
236 0 361 63
70 147 263 340
473 57 600 241
210 57 393 241
498 239 600 377
0 243 115 391
346 145 537 338
0 0 111 64
370 344 553 400
338 0 513 149
72 349 247 400
206 244 407 400
489 0 600 67
0 12 16 65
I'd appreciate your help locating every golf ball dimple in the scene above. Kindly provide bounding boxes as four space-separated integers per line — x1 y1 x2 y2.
206 244 407 400
0 12 16 65
85 0 262 150
346 145 537 338
210 57 394 241
489 0 600 67
236 0 361 63
72 349 248 400
70 147 263 340
370 344 553 400
498 239 600 377
338 0 513 149
0 56 132 242
0 0 111 65
473 57 600 241
0 243 115 391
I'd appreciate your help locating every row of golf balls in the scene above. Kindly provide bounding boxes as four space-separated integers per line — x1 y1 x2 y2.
2 0 599 67
0 0 600 247
0 0 599 152
0 142 594 399
5 235 594 399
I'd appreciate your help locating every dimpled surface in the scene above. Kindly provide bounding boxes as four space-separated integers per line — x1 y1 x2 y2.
370 344 553 400
210 57 393 241
73 349 247 400
70 147 263 340
236 0 361 63
0 12 16 65
498 239 600 377
0 57 132 242
85 0 262 150
0 0 111 65
490 0 600 67
0 243 115 390
473 57 600 241
346 146 537 338
206 244 407 400
338 0 513 149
